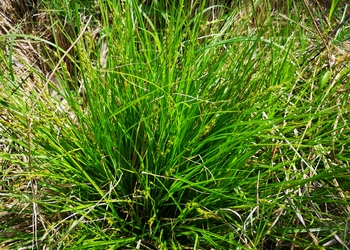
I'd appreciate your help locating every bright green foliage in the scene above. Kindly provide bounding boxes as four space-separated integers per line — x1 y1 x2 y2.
1 0 350 249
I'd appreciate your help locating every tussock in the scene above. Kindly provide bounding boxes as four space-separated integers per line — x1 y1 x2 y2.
1 1 350 249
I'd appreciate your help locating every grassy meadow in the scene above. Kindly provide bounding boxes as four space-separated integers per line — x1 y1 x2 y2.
1 0 350 249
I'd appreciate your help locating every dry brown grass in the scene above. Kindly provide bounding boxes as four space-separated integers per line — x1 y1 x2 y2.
0 3 65 245
1 0 77 90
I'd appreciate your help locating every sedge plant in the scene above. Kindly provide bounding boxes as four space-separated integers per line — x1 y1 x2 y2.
1 0 350 249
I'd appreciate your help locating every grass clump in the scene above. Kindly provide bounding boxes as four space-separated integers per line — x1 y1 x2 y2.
1 0 350 249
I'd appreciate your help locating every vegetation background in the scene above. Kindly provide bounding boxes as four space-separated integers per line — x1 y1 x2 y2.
1 0 350 249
